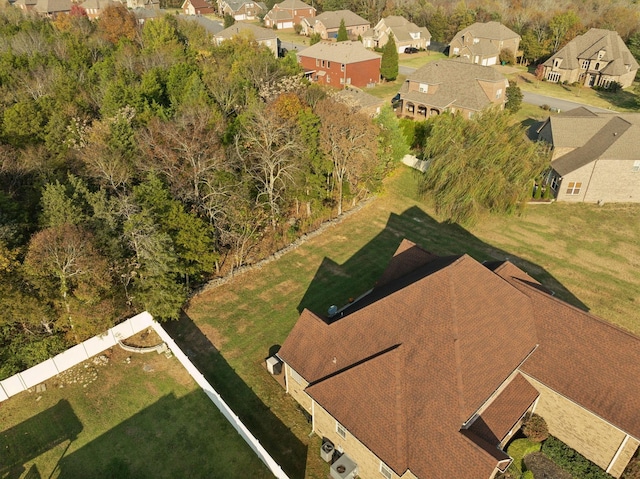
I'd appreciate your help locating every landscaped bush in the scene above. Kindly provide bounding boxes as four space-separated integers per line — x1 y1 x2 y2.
522 413 549 442
622 452 640 479
542 435 613 479
507 437 542 476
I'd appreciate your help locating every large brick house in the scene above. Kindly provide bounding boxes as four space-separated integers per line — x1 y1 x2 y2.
298 41 381 89
263 0 315 29
300 9 369 41
396 59 508 119
181 0 215 15
537 107 640 203
362 16 431 53
543 28 638 88
449 21 520 66
278 238 640 479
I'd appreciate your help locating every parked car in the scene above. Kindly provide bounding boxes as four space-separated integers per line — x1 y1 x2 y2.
404 47 418 54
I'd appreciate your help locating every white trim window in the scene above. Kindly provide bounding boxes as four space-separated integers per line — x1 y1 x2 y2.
565 181 582 195
547 71 561 82
336 421 346 438
495 88 502 99
581 59 589 69
419 83 428 93
632 160 640 172
380 462 393 479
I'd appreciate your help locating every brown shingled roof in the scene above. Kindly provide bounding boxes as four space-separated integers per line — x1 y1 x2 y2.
279 240 538 478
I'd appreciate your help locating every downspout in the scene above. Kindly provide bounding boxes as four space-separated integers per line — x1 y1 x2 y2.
583 158 599 203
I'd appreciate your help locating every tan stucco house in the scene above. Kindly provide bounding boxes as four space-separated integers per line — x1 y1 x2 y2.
263 0 315 29
449 21 520 66
543 28 638 88
362 16 430 53
396 59 508 119
300 9 369 41
538 107 640 203
214 22 279 55
278 238 640 479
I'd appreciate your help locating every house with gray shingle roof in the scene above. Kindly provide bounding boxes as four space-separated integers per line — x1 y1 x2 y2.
537 107 640 203
34 0 70 16
297 41 380 88
543 28 638 89
362 16 430 53
181 0 214 15
217 0 266 21
449 21 520 66
13 0 37 12
300 9 369 41
79 0 117 19
263 0 315 29
214 22 279 55
278 237 640 479
396 59 508 119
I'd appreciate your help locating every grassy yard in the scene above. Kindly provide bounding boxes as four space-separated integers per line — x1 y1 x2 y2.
0 332 272 479
184 167 640 478
398 50 447 68
368 75 406 99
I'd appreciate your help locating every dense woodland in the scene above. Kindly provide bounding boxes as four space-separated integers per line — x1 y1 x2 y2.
0 5 409 377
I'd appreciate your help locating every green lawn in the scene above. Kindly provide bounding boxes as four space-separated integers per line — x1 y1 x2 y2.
398 51 447 68
0 337 272 479
184 167 640 478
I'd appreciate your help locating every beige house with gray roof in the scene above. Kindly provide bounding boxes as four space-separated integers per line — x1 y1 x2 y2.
214 22 279 55
34 0 70 16
538 107 640 203
301 10 369 41
263 0 315 29
449 21 520 66
543 29 638 89
362 16 430 53
396 59 507 119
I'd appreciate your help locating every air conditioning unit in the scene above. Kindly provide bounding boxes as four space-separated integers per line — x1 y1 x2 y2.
266 356 282 375
330 453 357 479
321 441 335 462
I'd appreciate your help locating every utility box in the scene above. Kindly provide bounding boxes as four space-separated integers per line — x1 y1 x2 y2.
266 356 282 375
321 441 335 462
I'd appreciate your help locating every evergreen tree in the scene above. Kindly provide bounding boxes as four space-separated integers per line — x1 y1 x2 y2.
380 35 399 81
505 84 523 113
337 19 348 41
309 32 321 45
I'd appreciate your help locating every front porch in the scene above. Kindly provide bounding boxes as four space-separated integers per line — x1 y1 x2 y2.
397 99 441 119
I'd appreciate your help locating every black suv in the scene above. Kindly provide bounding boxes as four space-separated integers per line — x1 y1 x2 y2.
404 47 419 54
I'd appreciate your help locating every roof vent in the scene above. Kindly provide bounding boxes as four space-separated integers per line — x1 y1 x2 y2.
328 305 338 317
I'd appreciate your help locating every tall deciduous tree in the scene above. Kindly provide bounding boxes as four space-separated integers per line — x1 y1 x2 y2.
316 99 379 216
97 4 137 44
417 110 550 226
380 35 399 81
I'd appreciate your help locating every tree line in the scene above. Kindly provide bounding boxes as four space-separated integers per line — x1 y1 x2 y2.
0 5 407 378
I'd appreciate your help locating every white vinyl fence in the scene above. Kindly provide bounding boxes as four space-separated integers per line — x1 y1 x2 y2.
0 312 289 479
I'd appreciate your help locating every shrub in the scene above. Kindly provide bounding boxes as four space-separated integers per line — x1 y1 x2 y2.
623 454 640 479
500 48 515 65
522 471 534 479
542 435 613 479
522 413 548 442
294 23 302 34
507 437 542 475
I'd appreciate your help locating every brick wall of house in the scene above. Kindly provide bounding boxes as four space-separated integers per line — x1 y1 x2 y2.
477 79 507 107
284 364 313 413
524 374 637 476
555 159 640 203
299 55 380 88
292 8 314 24
312 401 419 479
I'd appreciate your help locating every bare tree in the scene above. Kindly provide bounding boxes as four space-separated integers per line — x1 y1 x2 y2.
315 99 379 216
235 105 303 228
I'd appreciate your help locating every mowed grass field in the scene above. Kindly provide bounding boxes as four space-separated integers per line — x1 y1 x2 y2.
0 334 272 479
185 166 640 478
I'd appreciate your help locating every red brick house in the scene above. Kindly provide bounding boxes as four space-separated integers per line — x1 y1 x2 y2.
278 239 640 478
297 41 380 89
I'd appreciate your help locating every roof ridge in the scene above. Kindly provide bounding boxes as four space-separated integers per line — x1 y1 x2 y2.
513 277 640 340
447 265 467 422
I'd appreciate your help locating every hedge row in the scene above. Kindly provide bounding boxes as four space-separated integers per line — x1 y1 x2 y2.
541 436 613 479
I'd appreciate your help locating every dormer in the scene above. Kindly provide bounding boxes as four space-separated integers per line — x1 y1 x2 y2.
553 58 562 69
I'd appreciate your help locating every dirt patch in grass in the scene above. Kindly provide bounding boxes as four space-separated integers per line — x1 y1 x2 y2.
198 323 228 351
524 452 573 479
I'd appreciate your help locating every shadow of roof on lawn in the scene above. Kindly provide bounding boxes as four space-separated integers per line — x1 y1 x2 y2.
297 205 588 316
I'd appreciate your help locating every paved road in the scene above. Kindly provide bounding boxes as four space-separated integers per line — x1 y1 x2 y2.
521 91 614 113
395 65 614 113
280 40 307 54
